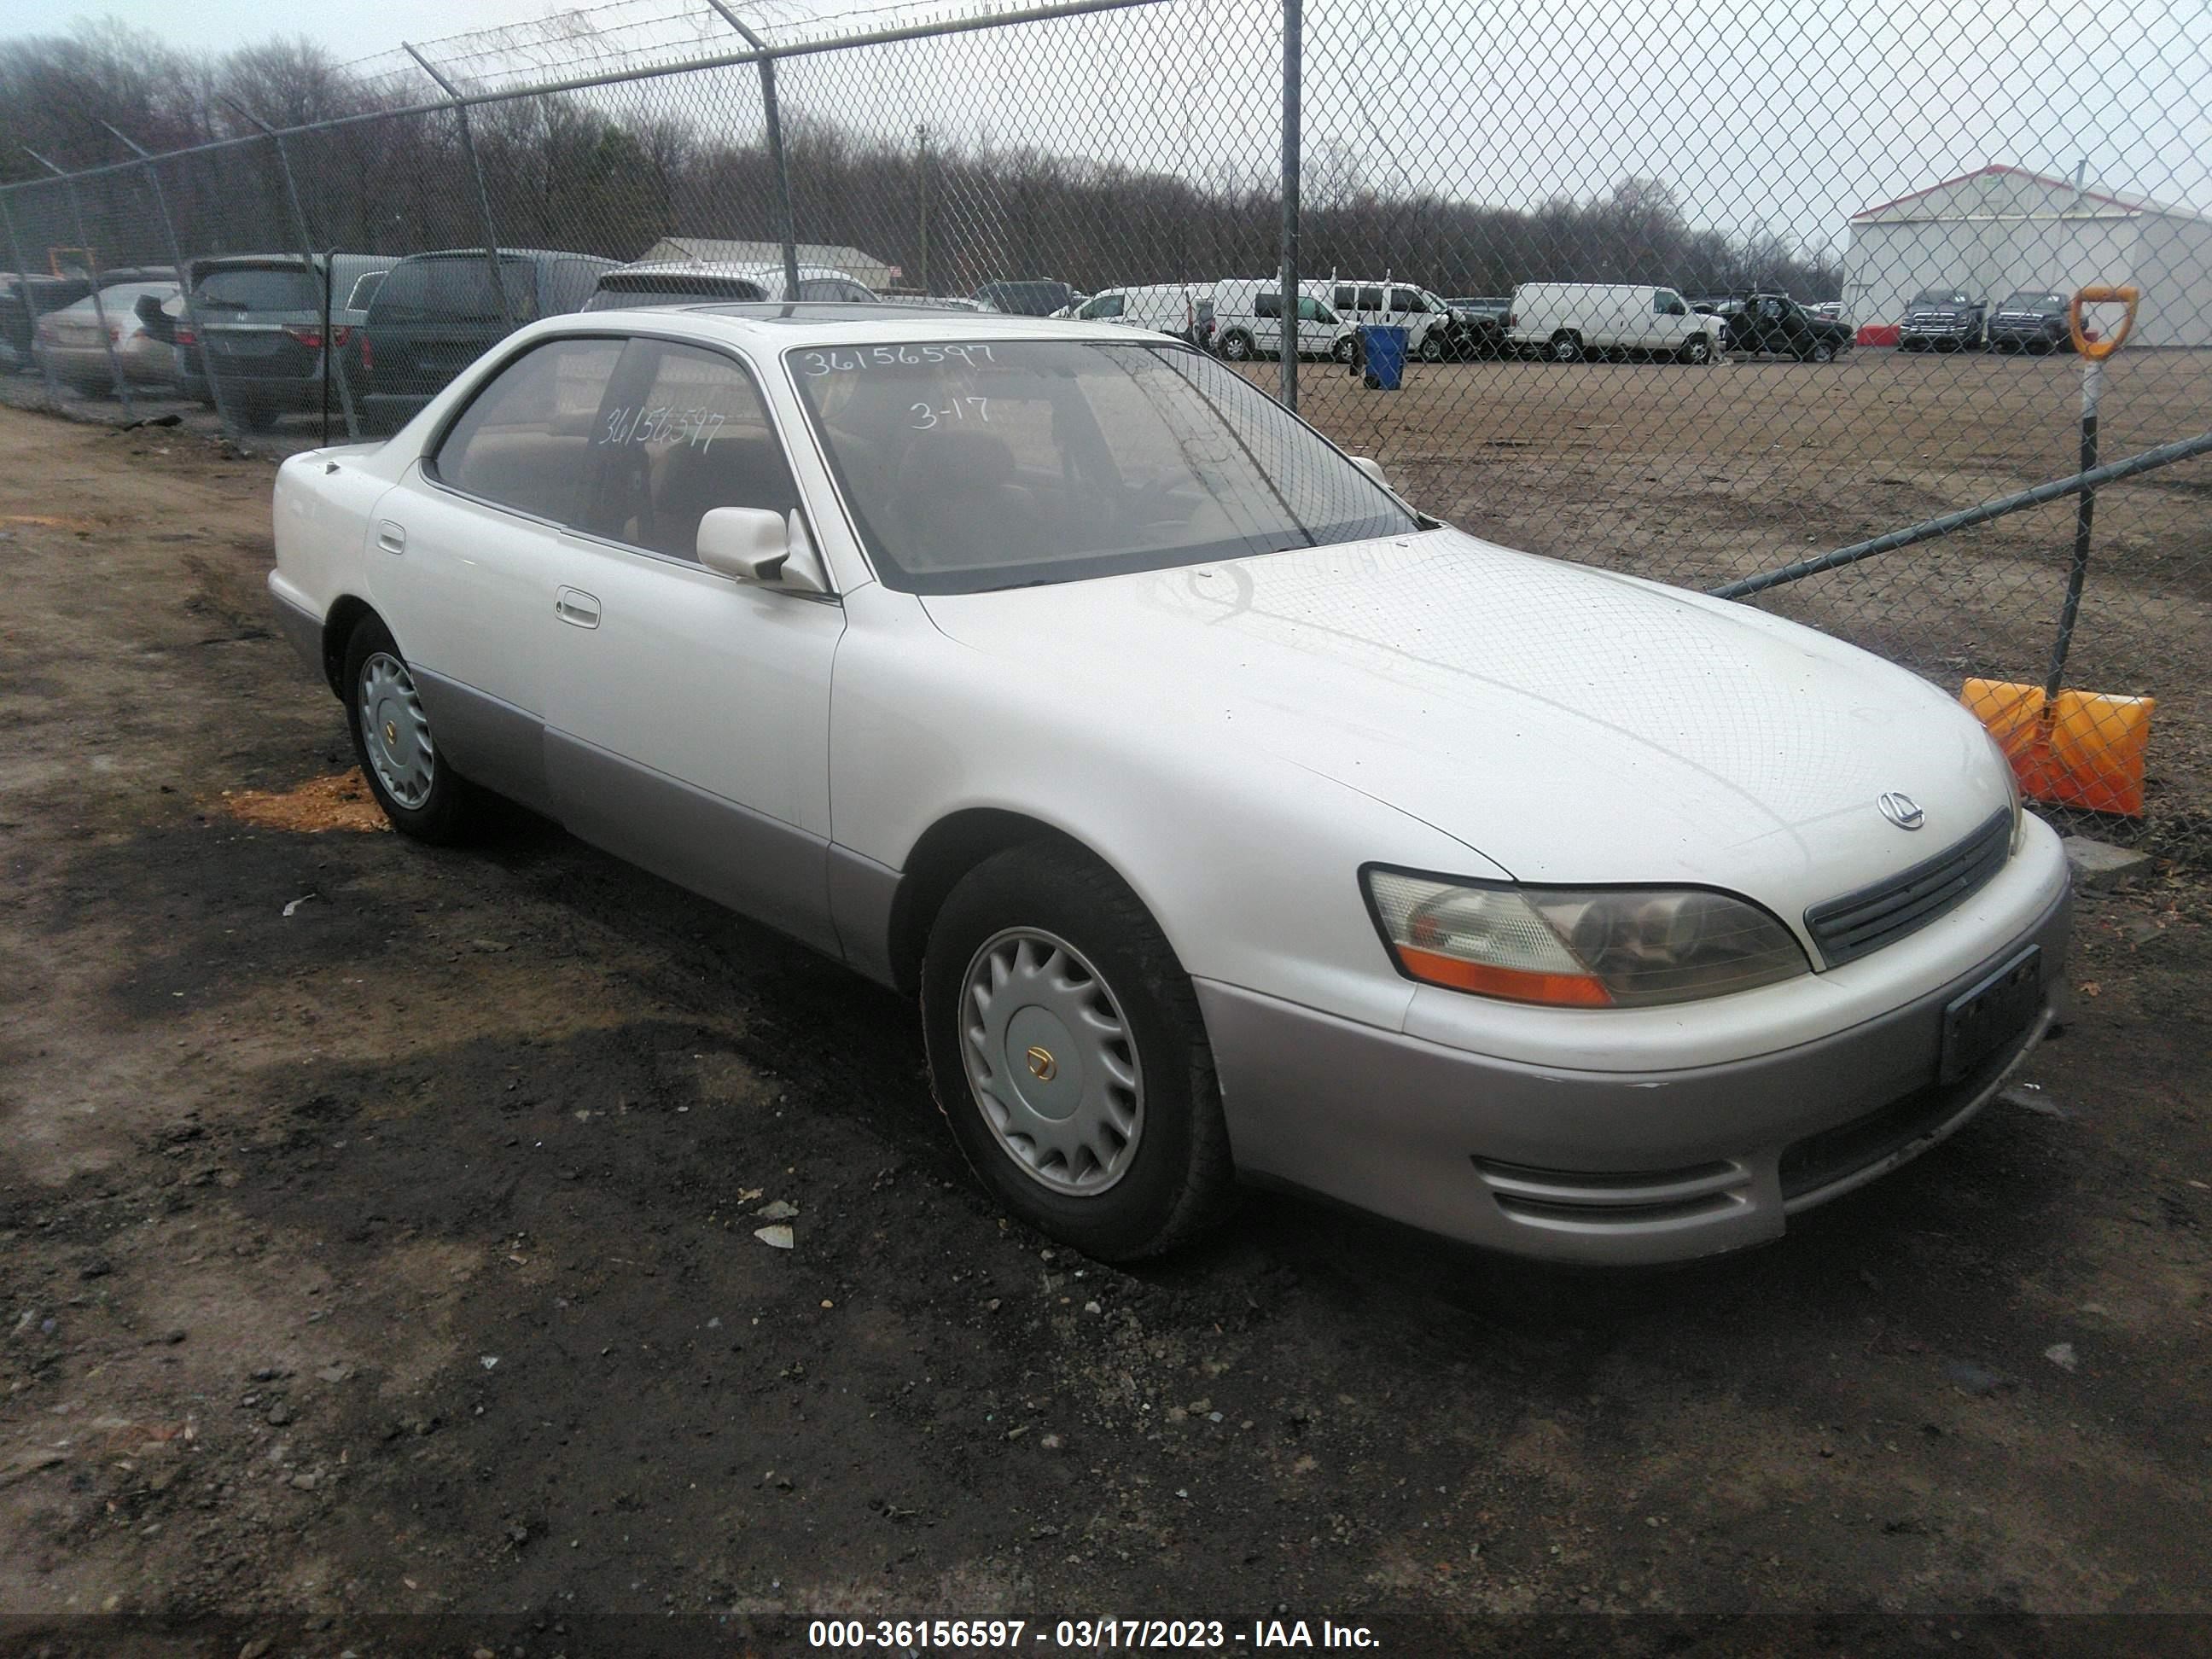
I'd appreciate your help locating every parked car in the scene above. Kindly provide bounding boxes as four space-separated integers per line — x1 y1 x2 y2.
1717 292 1854 362
1986 288 2075 354
2 267 172 376
1212 278 1355 362
1445 296 1512 358
32 280 180 394
971 280 1082 317
1325 281 1465 362
1899 287 1988 352
1505 282 1720 363
359 249 617 431
1068 283 1214 347
268 306 2070 1266
169 253 398 428
585 260 880 310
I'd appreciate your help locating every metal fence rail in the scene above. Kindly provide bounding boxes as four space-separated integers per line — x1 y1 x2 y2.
2 0 2208 855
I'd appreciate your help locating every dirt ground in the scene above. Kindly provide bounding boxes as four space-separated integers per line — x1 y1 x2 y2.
1 401 2209 1656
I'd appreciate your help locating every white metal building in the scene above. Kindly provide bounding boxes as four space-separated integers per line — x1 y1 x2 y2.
637 236 899 294
1844 166 2212 346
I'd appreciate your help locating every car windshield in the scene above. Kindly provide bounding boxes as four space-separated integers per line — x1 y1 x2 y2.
194 265 321 312
1912 289 1975 306
788 339 1417 595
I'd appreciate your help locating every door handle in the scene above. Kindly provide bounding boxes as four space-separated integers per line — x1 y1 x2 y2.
555 587 601 629
376 521 405 555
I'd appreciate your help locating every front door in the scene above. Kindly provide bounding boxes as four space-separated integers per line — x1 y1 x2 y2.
538 335 847 954
369 333 626 812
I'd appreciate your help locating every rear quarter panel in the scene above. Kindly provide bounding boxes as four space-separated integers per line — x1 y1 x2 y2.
271 449 399 629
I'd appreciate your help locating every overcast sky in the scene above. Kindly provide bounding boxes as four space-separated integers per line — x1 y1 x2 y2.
21 0 2211 253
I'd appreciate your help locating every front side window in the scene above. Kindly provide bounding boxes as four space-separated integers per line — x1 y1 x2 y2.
1082 294 1126 319
434 337 626 522
788 340 1417 595
1297 297 1334 323
1254 291 1282 319
582 339 798 561
1390 288 1425 313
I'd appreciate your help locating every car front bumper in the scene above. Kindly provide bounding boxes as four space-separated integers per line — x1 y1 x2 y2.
1197 876 2071 1265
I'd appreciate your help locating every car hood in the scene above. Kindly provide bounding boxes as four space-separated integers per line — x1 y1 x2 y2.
917 530 2011 906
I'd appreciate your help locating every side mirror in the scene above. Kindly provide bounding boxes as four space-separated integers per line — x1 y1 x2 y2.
1350 456 1389 491
697 506 789 583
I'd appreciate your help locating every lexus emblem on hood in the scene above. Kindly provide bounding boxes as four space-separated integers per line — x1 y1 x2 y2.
1877 792 1925 830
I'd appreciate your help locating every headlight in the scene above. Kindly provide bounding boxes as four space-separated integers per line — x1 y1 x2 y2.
1362 868 1809 1008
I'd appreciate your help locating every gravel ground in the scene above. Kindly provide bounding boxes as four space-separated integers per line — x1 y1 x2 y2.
0 403 2209 1657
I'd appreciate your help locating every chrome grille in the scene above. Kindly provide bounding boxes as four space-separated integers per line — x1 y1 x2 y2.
1805 808 2011 968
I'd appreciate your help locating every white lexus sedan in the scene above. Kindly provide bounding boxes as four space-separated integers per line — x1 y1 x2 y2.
268 305 2072 1265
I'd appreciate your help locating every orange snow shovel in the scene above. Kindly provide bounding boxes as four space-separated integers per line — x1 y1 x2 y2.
1962 284 2155 816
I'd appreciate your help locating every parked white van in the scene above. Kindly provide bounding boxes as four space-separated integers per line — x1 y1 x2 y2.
1212 278 1357 362
1324 280 1465 362
1068 283 1214 346
1505 282 1721 364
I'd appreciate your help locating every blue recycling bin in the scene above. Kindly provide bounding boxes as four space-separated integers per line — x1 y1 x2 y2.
1360 324 1408 390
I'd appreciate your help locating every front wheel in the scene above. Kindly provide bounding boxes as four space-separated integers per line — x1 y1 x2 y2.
921 841 1234 1261
1810 340 1837 363
343 614 483 843
1332 335 1357 364
1679 335 1712 364
1417 333 1446 363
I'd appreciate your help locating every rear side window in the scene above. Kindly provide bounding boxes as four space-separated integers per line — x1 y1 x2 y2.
195 266 320 311
375 257 539 324
583 339 799 562
433 337 625 523
1358 287 1384 311
1255 291 1281 319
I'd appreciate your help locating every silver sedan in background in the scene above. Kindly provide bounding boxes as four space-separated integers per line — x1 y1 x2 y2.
32 281 180 394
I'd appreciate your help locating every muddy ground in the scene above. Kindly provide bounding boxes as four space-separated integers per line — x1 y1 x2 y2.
0 403 2209 1656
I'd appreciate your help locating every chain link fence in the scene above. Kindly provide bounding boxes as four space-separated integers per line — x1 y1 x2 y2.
3 0 2208 859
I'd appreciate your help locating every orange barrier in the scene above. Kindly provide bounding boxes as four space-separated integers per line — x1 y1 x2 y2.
1963 680 2155 817
1856 323 1901 346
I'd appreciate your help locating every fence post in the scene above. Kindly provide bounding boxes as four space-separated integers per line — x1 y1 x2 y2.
404 44 515 332
22 148 134 419
707 0 802 299
0 186 67 408
1278 0 1301 410
224 102 362 442
95 125 242 441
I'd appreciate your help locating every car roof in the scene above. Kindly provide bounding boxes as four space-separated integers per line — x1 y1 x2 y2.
548 300 1164 346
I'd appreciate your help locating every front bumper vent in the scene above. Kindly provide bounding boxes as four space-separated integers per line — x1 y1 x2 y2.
1472 1156 1749 1228
1805 809 2011 968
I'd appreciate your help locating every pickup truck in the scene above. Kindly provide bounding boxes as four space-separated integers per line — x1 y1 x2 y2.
1711 293 1854 362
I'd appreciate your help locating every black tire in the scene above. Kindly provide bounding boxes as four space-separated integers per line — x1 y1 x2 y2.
1220 330 1255 362
1679 335 1714 365
1331 335 1357 364
1417 333 1445 363
1548 331 1582 363
1810 340 1837 364
920 840 1234 1261
341 613 483 844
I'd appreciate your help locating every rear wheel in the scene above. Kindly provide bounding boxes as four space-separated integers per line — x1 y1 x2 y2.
921 841 1234 1261
1220 330 1255 362
1548 331 1583 363
342 614 483 843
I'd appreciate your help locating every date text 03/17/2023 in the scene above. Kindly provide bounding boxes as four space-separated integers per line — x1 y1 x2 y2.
803 1616 1382 1650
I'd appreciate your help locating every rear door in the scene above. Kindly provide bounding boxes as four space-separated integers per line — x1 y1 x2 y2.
367 334 626 812
538 335 847 952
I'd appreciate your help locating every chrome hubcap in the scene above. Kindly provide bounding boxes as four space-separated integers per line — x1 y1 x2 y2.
358 650 435 810
960 928 1143 1196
